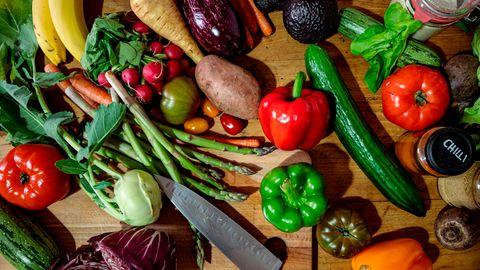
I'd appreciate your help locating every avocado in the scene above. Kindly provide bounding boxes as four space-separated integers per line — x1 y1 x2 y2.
255 0 285 13
283 0 339 43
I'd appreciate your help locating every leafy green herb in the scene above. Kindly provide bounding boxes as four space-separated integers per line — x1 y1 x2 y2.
82 103 126 160
461 97 480 125
351 3 422 92
94 180 112 190
56 158 88 174
81 13 147 80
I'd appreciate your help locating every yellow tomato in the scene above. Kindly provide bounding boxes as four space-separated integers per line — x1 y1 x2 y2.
183 117 210 134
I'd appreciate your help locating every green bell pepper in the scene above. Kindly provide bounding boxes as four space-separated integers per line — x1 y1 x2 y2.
260 162 327 233
160 76 201 125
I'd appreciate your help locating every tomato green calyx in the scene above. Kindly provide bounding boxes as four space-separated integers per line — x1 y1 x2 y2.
336 226 355 238
414 90 428 106
291 71 306 100
20 172 29 185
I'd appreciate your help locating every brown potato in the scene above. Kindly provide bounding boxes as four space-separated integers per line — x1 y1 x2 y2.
195 55 261 120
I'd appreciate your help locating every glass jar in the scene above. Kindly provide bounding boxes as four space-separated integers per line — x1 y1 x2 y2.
438 161 480 210
391 0 480 41
395 127 475 177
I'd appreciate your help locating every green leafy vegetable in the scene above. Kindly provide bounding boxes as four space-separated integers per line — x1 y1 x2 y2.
93 180 112 190
461 97 480 125
56 159 88 174
44 111 74 149
83 103 126 160
351 3 422 92
81 13 146 80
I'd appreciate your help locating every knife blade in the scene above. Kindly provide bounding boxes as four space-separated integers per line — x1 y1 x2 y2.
154 174 283 270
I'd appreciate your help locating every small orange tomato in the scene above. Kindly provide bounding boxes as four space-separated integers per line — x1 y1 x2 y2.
183 117 210 134
201 98 220 118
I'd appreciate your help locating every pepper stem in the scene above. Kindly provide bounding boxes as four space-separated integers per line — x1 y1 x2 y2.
415 90 428 106
280 178 300 208
291 71 306 99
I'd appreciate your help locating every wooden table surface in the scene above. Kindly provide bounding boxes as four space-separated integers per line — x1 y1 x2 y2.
1 0 480 269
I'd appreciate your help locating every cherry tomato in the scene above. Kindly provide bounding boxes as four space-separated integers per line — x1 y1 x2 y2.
0 144 70 210
220 113 245 135
183 117 210 135
201 98 220 118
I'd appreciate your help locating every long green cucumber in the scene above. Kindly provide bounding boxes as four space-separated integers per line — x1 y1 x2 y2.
305 44 426 217
0 199 59 270
338 8 442 68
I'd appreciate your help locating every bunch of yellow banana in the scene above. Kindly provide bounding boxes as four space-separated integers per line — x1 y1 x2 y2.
32 0 88 64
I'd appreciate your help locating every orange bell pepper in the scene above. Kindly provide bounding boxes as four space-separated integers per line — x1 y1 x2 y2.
351 238 432 270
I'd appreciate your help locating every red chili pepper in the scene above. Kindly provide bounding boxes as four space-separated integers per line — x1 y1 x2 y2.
258 72 330 150
220 113 245 135
0 144 70 210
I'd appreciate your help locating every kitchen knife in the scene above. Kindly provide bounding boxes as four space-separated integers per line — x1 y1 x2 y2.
154 174 283 270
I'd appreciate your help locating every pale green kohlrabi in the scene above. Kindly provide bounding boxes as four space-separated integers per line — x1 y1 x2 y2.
115 169 162 226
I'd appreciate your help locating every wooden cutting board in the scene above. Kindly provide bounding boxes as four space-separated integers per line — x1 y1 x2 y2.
1 0 480 269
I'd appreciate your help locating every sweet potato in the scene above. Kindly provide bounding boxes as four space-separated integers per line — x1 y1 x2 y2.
195 55 261 120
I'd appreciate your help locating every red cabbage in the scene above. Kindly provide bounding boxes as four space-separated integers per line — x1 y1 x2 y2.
49 228 176 270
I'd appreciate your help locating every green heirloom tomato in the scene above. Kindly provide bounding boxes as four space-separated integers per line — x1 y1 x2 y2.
160 76 201 125
260 162 327 233
316 205 371 258
114 169 162 226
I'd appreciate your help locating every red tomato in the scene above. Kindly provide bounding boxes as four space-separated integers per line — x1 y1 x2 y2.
381 65 450 131
220 113 245 135
0 144 70 210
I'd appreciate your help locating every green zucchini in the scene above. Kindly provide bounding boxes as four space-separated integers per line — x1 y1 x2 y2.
338 8 442 68
0 199 59 270
305 44 426 217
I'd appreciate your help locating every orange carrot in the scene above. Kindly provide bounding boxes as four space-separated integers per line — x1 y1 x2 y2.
201 135 261 148
69 73 112 106
247 0 273 37
44 63 72 91
230 0 258 34
243 22 255 50
44 64 99 108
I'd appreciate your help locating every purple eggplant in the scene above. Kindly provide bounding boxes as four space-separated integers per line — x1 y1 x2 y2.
182 0 245 57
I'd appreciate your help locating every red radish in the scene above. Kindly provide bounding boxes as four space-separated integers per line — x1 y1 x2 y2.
148 81 164 94
135 84 154 103
166 60 183 81
97 72 111 87
149 41 164 54
164 44 184 59
143 62 165 83
132 21 150 34
185 66 196 79
180 58 191 70
121 68 140 85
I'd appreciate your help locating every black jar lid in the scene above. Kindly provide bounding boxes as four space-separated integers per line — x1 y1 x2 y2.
425 127 475 176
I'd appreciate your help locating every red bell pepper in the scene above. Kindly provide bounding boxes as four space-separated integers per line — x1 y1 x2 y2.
258 72 330 150
381 64 450 131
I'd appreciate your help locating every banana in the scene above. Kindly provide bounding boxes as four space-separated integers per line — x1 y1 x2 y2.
32 0 66 65
49 0 88 62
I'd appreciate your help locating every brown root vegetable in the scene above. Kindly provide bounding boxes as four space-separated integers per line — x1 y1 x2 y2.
195 55 261 120
434 206 480 250
444 54 480 105
130 0 204 64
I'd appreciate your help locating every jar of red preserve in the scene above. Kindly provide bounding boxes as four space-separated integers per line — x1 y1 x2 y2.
395 127 475 177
